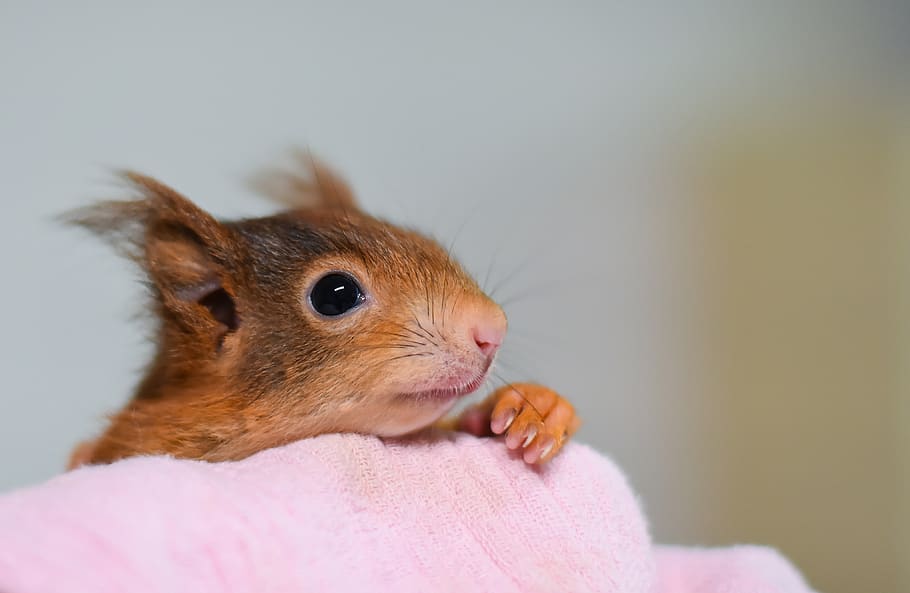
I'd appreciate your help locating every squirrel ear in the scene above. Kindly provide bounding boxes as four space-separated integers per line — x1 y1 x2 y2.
250 149 360 211
65 173 239 340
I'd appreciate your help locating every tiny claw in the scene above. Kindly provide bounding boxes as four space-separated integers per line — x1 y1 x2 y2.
491 408 516 434
522 425 538 448
537 437 556 461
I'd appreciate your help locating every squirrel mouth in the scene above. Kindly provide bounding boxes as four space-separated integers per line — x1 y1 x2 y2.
399 359 493 403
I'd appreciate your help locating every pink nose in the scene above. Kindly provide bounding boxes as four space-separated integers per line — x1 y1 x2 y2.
473 323 505 358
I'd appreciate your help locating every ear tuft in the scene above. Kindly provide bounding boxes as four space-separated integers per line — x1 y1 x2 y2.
64 173 239 341
249 149 359 211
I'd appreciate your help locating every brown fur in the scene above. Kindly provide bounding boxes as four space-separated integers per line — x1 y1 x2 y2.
66 157 509 466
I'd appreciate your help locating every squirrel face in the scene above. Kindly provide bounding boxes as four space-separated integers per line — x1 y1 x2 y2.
233 206 507 439
66 159 507 464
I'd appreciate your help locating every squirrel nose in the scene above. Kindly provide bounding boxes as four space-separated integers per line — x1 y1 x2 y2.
472 322 505 358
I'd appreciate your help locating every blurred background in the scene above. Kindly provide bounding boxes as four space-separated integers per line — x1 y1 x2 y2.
0 2 906 591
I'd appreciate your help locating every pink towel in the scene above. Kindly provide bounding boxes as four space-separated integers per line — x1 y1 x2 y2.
0 433 814 593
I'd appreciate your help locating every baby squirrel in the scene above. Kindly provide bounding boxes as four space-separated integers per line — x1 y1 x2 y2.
65 156 580 469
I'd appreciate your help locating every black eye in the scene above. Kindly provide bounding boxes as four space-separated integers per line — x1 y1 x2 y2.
309 273 366 317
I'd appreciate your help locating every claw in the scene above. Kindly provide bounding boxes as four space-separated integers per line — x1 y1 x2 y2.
483 383 579 465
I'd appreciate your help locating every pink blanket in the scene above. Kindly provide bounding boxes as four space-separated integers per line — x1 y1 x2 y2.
0 433 813 593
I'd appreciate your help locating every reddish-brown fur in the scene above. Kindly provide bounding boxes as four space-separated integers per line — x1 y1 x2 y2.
66 156 578 468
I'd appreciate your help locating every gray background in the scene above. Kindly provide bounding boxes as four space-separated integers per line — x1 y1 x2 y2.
1 3 907 592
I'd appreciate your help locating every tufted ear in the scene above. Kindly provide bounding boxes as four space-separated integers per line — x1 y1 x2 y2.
65 173 239 344
250 149 360 211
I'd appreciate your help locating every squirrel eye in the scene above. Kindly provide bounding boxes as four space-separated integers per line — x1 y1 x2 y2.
309 273 366 317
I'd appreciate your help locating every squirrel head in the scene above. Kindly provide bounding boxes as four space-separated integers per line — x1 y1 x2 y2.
66 156 506 463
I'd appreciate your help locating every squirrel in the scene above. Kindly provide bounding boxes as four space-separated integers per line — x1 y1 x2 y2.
64 155 580 469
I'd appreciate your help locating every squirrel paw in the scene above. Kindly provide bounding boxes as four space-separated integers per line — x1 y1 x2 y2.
457 383 580 464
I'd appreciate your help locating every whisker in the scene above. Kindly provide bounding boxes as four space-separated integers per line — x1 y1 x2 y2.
424 272 432 320
440 272 449 330
486 239 557 300
396 323 438 345
428 269 436 326
347 344 422 352
488 257 535 300
503 326 557 340
381 352 433 363
498 292 539 309
414 318 439 344
448 287 460 323
357 338 425 349
445 206 478 260
498 277 583 310
446 273 456 330
359 330 427 347
491 370 544 419
481 246 501 294
500 331 560 353
494 357 540 383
